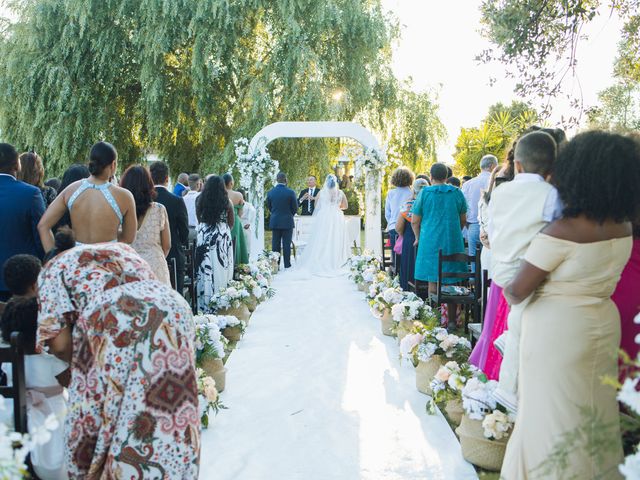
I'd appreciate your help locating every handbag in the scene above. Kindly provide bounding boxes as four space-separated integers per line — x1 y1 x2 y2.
393 234 404 254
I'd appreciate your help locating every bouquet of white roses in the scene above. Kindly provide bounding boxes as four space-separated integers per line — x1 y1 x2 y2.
369 286 404 318
209 280 251 312
461 376 499 421
197 368 226 428
194 315 228 363
347 251 381 282
408 327 472 364
482 410 514 441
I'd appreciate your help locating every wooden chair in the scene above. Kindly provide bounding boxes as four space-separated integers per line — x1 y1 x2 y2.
381 229 393 273
167 257 178 291
183 241 198 312
429 250 482 334
0 332 28 433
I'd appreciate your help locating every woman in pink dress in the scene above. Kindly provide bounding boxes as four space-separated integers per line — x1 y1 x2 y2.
612 223 640 378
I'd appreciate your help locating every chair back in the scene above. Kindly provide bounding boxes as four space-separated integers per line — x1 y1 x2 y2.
381 229 393 273
183 241 198 312
0 332 27 433
167 257 178 291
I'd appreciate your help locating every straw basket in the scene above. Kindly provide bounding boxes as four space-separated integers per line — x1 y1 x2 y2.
222 326 243 342
200 357 224 378
211 367 227 393
380 309 395 336
246 295 258 313
445 398 464 427
396 320 413 343
358 282 367 292
415 355 443 395
271 260 279 274
218 304 251 323
455 414 509 471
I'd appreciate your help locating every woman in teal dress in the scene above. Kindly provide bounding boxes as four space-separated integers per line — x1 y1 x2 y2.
223 173 249 265
411 163 468 292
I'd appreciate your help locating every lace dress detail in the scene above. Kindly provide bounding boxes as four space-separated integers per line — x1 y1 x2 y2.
131 203 170 285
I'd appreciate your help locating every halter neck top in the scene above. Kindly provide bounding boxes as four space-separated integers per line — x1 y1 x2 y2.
67 179 123 224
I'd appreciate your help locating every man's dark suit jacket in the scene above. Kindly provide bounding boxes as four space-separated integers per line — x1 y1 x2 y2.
0 174 46 295
155 185 189 289
267 184 298 230
298 187 319 216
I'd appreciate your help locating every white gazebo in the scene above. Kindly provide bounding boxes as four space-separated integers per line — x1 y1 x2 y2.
243 121 385 260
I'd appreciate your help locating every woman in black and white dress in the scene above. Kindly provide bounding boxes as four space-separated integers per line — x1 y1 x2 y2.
195 175 235 313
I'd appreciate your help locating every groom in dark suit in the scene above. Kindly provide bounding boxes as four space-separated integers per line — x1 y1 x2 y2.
0 143 46 301
267 172 298 269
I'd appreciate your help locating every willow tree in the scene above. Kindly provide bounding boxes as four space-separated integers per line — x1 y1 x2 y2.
0 0 426 182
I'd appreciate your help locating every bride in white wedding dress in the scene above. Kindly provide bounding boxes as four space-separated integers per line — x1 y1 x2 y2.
296 174 350 275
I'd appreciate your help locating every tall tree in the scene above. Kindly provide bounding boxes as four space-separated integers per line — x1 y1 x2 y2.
1 0 438 184
478 0 640 119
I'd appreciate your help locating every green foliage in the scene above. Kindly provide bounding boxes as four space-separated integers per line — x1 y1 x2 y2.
587 81 640 132
343 187 361 216
453 101 538 177
479 0 639 119
0 0 446 185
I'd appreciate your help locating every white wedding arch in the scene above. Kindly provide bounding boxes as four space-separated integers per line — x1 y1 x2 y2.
241 121 385 261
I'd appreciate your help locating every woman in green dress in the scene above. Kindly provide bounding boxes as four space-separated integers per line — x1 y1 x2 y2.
223 173 249 264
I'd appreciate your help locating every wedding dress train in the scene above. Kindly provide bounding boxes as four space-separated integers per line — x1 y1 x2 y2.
296 175 349 276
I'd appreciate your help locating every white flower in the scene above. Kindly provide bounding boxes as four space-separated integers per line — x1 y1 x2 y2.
462 378 498 420
391 303 405 322
618 378 640 415
417 342 437 362
482 410 513 440
448 373 466 391
620 449 640 479
400 333 424 359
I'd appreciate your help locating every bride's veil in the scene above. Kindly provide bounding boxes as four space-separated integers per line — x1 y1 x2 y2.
313 174 340 215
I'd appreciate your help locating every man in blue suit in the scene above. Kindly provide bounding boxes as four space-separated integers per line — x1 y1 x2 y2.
0 143 46 301
266 172 298 269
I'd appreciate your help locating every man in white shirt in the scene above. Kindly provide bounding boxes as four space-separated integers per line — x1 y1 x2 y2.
298 176 319 216
462 155 498 264
183 174 202 238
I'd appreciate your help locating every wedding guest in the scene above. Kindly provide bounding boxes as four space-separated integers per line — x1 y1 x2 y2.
55 163 91 230
298 175 319 216
45 177 61 193
411 163 467 325
17 152 57 207
42 226 77 264
385 167 415 266
195 176 235 312
501 130 640 479
184 173 202 231
238 188 256 254
267 172 298 269
462 175 472 185
446 176 461 188
489 131 562 411
37 243 200 478
0 143 45 302
223 173 249 265
396 178 429 290
173 172 189 197
150 161 189 293
120 165 171 284
37 142 137 252
1 255 68 480
462 155 498 263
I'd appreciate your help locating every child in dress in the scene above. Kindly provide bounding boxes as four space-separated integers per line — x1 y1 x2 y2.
1 255 68 480
487 130 564 412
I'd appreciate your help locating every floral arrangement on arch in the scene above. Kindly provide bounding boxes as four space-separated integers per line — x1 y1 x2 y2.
197 368 225 428
400 326 472 365
354 147 392 209
0 395 60 478
208 280 251 312
461 377 515 440
234 138 280 195
194 315 228 363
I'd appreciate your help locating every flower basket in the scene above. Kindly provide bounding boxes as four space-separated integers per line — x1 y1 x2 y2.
246 295 259 313
271 259 279 274
380 309 395 336
358 282 367 292
396 320 413 343
211 367 227 393
455 414 509 471
222 325 243 342
445 398 464 427
415 355 443 395
218 304 251 323
200 357 224 378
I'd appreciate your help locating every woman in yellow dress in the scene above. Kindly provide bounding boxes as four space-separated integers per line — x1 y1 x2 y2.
501 131 640 479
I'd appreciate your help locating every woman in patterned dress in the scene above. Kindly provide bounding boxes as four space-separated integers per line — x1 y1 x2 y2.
37 243 200 479
195 175 235 313
120 165 171 284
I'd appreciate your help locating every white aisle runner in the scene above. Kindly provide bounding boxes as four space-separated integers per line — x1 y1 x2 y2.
199 271 478 480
